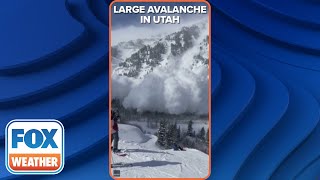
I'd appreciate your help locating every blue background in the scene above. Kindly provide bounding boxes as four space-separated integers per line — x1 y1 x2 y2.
212 0 320 180
1 0 319 179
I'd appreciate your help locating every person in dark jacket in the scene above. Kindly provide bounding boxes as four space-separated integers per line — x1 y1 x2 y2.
111 109 120 153
173 142 185 151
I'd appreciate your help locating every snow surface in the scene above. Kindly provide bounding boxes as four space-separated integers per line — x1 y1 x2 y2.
111 124 210 178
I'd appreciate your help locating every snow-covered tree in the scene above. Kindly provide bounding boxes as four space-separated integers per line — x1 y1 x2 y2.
166 122 177 148
198 127 206 141
166 125 174 148
172 122 178 143
157 120 167 147
187 120 193 136
177 126 181 141
206 128 210 145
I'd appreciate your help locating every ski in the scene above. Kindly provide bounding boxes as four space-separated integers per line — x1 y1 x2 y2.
111 163 133 168
112 149 128 156
114 152 127 156
111 162 123 168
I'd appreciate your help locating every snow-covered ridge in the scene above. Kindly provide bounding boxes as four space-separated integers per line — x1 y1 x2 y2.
112 124 209 178
112 21 208 79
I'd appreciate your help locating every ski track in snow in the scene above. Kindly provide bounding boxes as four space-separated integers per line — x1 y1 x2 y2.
111 124 209 178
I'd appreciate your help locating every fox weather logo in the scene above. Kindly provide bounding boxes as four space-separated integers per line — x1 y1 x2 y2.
5 119 65 174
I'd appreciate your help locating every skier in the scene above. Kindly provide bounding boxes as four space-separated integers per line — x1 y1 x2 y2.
173 142 185 151
111 109 121 153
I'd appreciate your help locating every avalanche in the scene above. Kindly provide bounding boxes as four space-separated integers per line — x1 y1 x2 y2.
111 20 209 115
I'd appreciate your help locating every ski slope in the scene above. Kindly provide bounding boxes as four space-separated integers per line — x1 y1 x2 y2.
111 124 210 178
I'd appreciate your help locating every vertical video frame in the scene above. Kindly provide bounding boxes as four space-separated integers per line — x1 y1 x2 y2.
109 0 211 178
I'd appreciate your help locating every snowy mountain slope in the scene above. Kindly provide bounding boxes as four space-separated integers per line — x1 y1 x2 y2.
111 38 159 71
111 124 209 178
112 21 209 79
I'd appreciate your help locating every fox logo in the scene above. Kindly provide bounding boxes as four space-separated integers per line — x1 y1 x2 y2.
6 120 64 174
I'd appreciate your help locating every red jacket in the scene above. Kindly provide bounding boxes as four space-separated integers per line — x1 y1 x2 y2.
111 113 119 132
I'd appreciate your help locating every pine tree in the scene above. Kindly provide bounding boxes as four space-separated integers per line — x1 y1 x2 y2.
166 123 178 148
199 127 206 141
206 128 209 145
166 124 173 148
173 122 178 143
177 126 181 141
187 120 193 136
157 120 167 147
